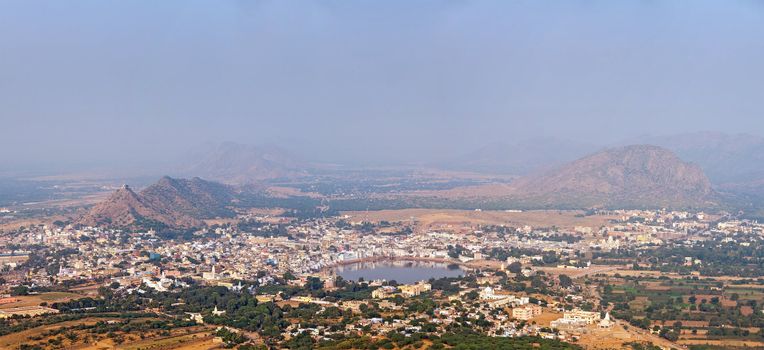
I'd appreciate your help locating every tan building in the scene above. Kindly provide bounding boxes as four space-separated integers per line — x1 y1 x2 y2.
398 281 431 297
562 309 599 324
550 308 600 328
372 286 397 299
512 304 542 320
340 300 366 312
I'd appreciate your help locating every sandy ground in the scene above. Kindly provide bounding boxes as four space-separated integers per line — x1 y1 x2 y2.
67 283 107 296
27 192 111 208
116 330 216 350
531 310 563 327
0 216 71 231
572 324 638 350
615 320 685 350
343 209 617 230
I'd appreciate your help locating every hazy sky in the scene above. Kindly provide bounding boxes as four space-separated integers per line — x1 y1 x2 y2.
2 0 764 170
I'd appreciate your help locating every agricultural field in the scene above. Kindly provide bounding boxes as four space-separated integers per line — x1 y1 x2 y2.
0 292 82 310
590 272 764 349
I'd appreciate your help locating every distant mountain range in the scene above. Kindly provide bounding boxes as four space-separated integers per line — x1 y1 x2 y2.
176 142 308 184
447 132 764 198
77 176 236 229
66 132 764 199
76 133 764 229
444 138 599 175
502 145 717 208
629 132 764 195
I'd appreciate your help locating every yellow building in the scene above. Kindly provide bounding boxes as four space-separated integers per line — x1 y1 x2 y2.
398 281 431 297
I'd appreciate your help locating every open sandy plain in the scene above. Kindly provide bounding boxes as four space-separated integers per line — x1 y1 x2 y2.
342 209 618 231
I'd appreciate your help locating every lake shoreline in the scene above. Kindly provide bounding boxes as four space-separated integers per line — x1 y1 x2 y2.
322 255 464 269
327 257 468 284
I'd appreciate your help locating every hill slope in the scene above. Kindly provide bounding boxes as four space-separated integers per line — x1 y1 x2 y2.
140 176 235 220
633 132 764 184
505 145 716 208
77 185 162 228
78 176 235 229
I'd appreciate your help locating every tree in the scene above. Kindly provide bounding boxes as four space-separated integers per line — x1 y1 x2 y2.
559 274 573 288
286 331 313 350
10 285 30 296
508 262 522 274
306 277 324 291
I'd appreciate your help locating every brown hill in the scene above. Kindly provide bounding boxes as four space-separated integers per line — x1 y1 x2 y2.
505 145 716 208
77 185 163 228
140 176 235 219
627 132 764 184
78 176 235 229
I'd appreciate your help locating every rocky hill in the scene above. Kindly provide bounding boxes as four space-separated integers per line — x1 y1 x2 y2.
631 132 764 184
78 176 236 230
505 145 717 208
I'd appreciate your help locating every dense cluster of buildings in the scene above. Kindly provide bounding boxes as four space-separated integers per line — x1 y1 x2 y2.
0 209 736 344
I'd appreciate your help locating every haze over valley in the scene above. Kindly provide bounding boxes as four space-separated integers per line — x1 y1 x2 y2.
4 2 764 350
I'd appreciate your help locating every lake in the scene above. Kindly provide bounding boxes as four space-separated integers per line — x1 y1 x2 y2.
332 259 465 284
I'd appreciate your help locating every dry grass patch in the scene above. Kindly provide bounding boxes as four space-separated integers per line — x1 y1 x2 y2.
0 292 82 310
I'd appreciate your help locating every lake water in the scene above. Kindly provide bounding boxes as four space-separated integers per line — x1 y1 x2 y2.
333 259 465 284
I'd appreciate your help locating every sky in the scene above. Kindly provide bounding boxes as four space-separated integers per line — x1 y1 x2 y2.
1 0 764 171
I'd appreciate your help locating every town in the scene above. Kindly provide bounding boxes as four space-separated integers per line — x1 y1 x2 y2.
3 208 763 349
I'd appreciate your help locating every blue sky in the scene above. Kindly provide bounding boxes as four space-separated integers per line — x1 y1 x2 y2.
1 1 763 168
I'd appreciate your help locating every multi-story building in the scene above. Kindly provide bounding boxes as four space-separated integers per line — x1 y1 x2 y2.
398 281 431 297
512 304 542 320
